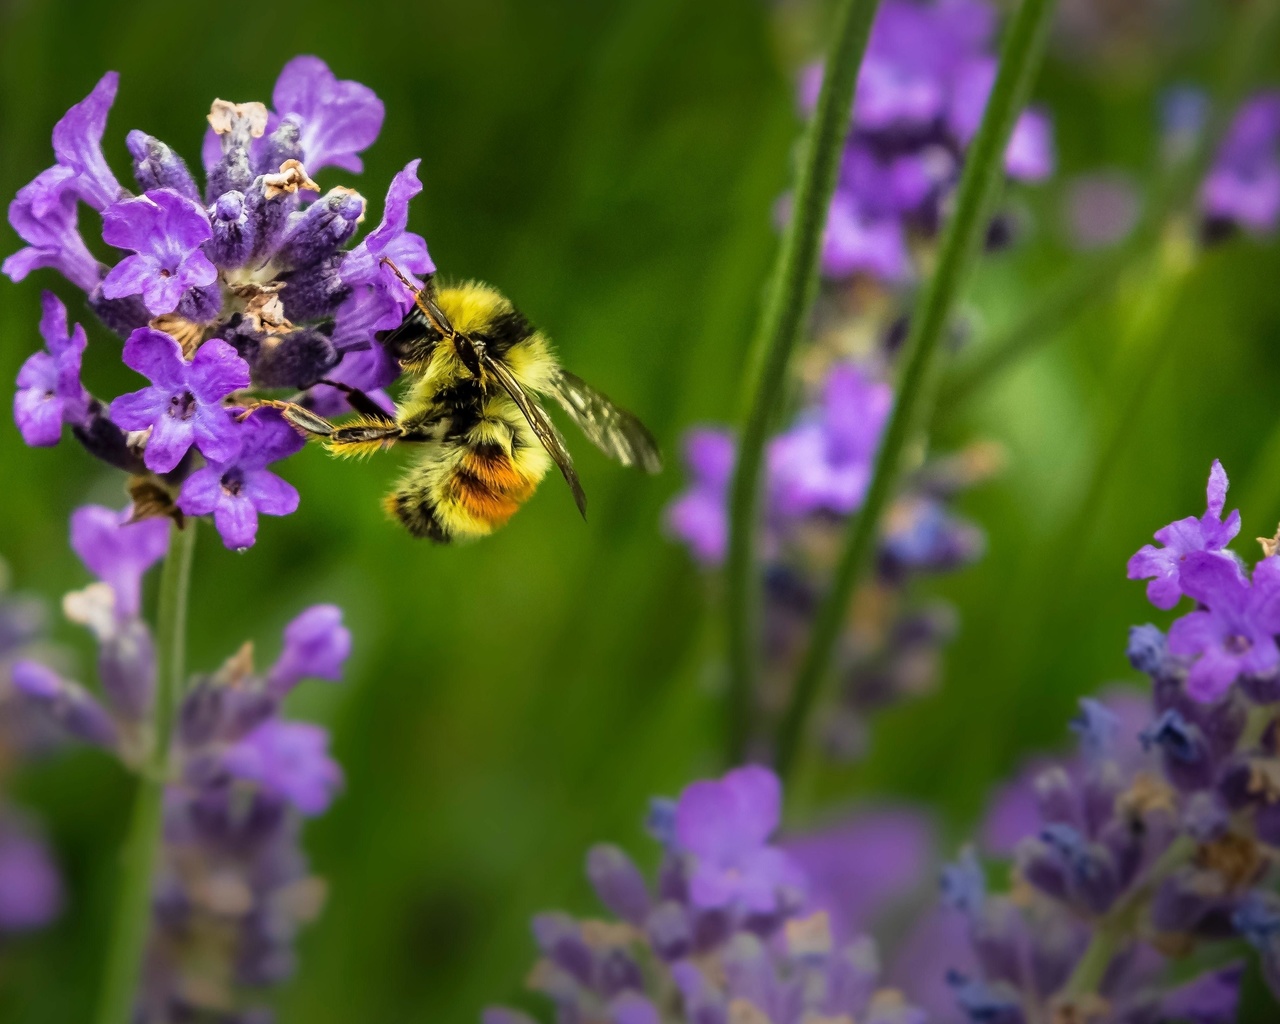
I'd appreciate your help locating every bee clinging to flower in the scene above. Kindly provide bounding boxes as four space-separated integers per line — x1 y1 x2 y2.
261 259 662 542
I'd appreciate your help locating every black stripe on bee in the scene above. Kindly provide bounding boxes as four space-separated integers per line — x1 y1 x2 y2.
472 309 533 357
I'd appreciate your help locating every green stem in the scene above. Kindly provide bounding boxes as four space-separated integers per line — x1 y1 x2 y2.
939 0 1280 414
723 0 883 765
94 520 197 1024
774 0 1058 783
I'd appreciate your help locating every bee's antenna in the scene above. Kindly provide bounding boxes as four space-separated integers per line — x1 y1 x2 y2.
381 256 456 339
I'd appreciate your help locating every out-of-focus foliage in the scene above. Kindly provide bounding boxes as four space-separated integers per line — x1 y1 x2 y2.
1 0 1279 1020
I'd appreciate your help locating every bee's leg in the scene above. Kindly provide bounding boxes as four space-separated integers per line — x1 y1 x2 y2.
236 398 336 439
316 379 396 423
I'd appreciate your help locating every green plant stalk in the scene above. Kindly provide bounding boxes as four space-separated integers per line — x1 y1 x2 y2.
939 0 1280 414
94 520 197 1024
774 0 1058 783
723 0 882 765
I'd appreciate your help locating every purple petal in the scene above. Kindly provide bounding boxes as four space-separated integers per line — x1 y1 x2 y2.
176 467 220 516
342 159 434 282
272 56 384 174
1179 550 1249 609
188 339 250 402
100 253 159 307
268 605 351 694
1185 648 1243 703
0 826 63 931
238 409 306 468
14 384 64 447
223 720 343 815
191 406 242 465
101 194 164 253
52 72 123 211
682 428 736 491
3 168 101 291
663 490 727 567
1006 108 1054 181
1168 609 1225 658
69 505 170 617
38 292 72 355
212 490 260 550
143 411 195 474
120 327 186 389
242 470 299 516
1206 459 1229 518
138 264 189 317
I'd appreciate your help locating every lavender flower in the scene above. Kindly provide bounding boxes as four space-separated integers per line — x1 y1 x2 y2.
110 329 248 474
486 766 926 1024
14 291 89 446
177 409 304 551
1127 459 1241 610
663 428 735 566
13 505 350 1019
674 765 804 913
101 190 218 317
799 0 1054 281
1202 92 1280 235
5 57 432 551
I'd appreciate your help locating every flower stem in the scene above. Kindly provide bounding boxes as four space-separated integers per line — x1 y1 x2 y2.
94 519 197 1024
723 0 883 766
774 0 1058 784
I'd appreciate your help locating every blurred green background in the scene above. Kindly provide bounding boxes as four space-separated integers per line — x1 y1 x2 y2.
1 0 1279 1020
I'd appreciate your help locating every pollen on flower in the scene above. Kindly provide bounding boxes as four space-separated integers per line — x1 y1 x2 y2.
262 157 320 199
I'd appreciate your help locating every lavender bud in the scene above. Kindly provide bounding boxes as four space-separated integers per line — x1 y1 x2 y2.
1142 709 1214 791
530 913 592 986
209 190 256 269
88 287 150 339
250 329 341 392
11 660 118 749
645 901 691 961
275 188 366 269
175 282 222 324
1032 767 1079 827
586 844 650 925
257 115 304 176
276 255 350 321
598 948 644 997
206 99 268 200
126 131 199 201
71 401 147 475
946 971 1028 1024
1127 624 1172 678
1039 823 1120 914
940 848 985 917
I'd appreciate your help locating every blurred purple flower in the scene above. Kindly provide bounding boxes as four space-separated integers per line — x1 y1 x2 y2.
768 364 892 520
664 428 736 566
223 719 343 816
1202 92 1280 234
1063 171 1142 250
785 807 935 939
1127 459 1241 610
0 821 62 932
674 764 804 913
14 291 89 446
177 409 304 550
69 504 169 618
267 604 352 695
100 189 216 317
110 329 248 474
1167 551 1280 701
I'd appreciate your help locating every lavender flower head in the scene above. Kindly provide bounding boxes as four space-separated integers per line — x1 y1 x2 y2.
12 506 349 1017
4 58 433 550
1202 92 1280 236
798 0 1054 282
485 766 926 1024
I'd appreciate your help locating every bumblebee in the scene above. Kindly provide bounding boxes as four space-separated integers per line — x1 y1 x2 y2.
267 259 662 542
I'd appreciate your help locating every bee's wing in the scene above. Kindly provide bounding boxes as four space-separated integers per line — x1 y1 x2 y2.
483 354 588 520
545 370 662 474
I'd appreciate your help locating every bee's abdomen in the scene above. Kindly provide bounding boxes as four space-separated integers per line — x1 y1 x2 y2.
386 441 546 544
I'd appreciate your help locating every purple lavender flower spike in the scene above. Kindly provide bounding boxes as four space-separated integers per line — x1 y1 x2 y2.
3 168 102 290
0 822 62 931
1127 459 1241 610
664 428 736 566
1167 551 1280 701
69 505 169 618
177 408 303 550
674 765 804 913
223 720 343 816
267 604 351 696
110 329 248 474
271 56 385 174
14 291 90 446
1202 92 1280 234
100 189 217 317
51 72 125 211
339 160 434 334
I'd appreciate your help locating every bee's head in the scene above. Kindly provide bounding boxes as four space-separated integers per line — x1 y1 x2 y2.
454 333 485 378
